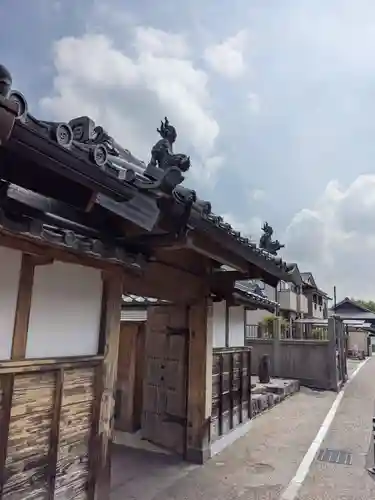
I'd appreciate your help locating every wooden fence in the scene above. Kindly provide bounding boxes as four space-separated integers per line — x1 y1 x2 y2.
0 356 101 499
211 347 251 442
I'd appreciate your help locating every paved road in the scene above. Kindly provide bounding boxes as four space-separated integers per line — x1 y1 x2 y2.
111 387 337 500
296 357 375 500
111 358 374 500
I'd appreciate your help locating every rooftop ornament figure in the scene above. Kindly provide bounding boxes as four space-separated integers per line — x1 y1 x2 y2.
0 64 12 98
147 117 190 173
259 222 285 256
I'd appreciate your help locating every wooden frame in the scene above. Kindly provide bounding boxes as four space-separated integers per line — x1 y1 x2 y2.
94 271 123 500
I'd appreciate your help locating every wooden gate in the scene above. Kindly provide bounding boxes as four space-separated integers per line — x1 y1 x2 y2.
141 305 189 455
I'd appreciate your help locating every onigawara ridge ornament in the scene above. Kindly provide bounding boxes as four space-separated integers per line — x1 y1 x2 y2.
148 117 190 173
259 222 284 256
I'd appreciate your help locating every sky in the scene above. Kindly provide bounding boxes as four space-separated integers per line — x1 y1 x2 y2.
1 0 375 299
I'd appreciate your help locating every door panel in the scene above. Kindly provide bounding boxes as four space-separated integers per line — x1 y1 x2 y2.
141 305 188 455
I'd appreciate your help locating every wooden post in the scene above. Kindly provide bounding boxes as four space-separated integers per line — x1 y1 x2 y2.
94 271 123 500
11 254 35 359
186 298 212 463
48 369 64 499
328 317 339 391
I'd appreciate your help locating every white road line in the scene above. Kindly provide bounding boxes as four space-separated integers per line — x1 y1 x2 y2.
280 358 370 500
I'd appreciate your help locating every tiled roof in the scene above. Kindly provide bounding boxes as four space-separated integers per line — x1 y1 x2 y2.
0 185 141 269
122 294 169 306
0 68 300 282
122 283 278 311
235 281 278 309
189 209 300 282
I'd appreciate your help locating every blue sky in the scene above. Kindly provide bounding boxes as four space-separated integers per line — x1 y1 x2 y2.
2 0 375 298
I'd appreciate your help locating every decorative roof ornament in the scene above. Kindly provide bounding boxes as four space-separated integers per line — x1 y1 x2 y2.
146 116 190 174
0 64 12 98
259 221 284 256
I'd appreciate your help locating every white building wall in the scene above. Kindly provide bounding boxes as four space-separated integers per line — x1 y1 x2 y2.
26 261 103 358
228 306 245 346
246 308 271 325
0 247 22 360
212 300 226 348
264 284 277 301
212 301 246 348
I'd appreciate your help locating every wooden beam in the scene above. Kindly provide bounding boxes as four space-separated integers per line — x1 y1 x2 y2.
186 233 262 276
209 270 247 296
31 255 54 266
48 369 63 499
11 253 35 360
123 261 207 303
187 234 247 272
185 233 283 287
94 271 123 500
186 298 212 464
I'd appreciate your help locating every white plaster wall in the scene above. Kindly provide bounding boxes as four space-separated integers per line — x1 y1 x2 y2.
264 284 277 301
26 261 103 358
246 308 271 325
212 301 226 348
228 306 245 347
0 247 22 360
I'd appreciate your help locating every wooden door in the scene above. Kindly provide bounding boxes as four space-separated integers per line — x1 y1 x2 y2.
141 305 188 455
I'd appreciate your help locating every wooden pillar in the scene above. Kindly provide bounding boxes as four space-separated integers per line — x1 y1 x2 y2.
186 297 213 463
11 254 35 359
94 271 123 500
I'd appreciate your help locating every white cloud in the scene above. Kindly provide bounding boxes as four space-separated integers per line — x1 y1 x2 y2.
284 175 375 299
248 188 265 201
247 92 261 114
189 155 225 187
203 30 248 79
40 27 220 179
222 212 262 242
134 26 189 58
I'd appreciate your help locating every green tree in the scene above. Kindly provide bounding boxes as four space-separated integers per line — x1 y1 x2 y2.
351 298 375 313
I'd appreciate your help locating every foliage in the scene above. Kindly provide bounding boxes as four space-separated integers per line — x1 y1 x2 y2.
351 298 375 313
258 315 289 329
258 314 277 329
311 327 328 340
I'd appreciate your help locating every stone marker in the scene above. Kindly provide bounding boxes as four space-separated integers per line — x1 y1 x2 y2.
258 354 271 384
